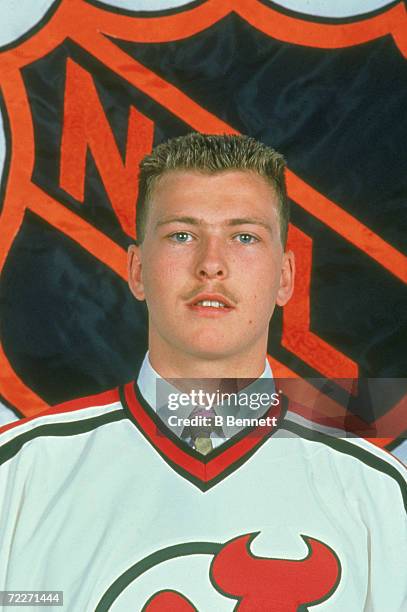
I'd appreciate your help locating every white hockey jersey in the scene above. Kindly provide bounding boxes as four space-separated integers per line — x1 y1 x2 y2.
0 382 405 611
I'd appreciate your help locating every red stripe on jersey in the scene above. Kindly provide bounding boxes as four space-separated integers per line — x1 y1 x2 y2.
124 382 284 485
0 388 120 436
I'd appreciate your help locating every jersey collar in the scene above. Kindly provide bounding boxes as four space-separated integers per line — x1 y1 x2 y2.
121 380 287 492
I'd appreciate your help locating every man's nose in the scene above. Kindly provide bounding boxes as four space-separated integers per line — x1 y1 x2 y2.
195 237 228 280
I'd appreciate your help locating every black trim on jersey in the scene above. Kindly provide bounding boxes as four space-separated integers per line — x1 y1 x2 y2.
120 384 288 492
95 541 221 612
283 419 407 512
0 409 126 466
127 383 215 462
0 0 64 53
131 382 288 463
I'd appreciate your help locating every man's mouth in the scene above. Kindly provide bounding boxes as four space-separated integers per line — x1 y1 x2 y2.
195 300 228 309
187 293 235 315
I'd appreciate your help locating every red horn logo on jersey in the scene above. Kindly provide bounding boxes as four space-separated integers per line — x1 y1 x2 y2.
143 589 197 611
210 532 341 610
139 532 341 611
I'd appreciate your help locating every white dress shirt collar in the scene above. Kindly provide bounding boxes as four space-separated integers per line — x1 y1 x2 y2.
137 351 273 411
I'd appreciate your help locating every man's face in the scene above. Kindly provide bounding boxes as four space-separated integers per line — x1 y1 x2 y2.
128 170 294 364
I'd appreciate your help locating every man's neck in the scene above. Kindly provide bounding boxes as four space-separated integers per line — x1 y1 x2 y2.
137 352 274 415
148 343 267 379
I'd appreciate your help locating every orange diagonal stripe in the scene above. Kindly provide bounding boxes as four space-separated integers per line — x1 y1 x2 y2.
0 343 49 415
28 185 128 281
286 172 407 283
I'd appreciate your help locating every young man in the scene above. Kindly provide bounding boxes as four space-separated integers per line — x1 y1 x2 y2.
0 134 405 611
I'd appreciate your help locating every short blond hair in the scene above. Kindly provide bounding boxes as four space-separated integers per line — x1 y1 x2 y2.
136 133 289 245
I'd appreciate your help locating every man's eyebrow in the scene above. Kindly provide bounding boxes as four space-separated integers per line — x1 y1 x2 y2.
156 216 202 227
156 216 273 233
226 218 273 233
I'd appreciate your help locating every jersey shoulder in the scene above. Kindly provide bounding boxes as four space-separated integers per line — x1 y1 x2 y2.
0 388 124 464
282 411 407 510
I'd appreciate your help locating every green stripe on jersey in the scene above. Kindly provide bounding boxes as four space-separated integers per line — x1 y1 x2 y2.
0 410 126 466
283 419 407 512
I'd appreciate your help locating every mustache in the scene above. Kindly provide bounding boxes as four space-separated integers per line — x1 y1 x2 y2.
183 285 238 305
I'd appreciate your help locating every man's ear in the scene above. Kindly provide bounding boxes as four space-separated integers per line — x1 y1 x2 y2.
276 250 295 307
128 244 145 301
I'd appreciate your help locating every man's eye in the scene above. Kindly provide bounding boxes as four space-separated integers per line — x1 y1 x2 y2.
169 232 193 243
235 233 258 244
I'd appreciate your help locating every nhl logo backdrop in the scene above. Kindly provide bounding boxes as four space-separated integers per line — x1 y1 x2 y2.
0 0 406 448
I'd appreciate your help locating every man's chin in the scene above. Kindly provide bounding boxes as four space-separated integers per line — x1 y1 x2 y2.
182 342 242 362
